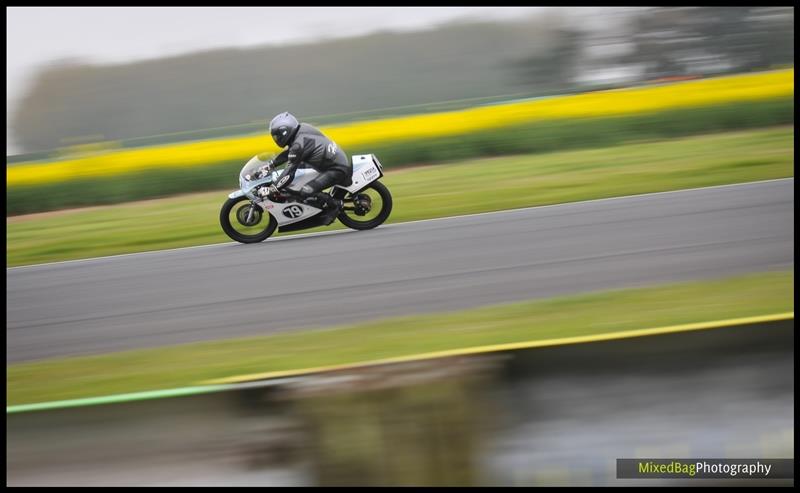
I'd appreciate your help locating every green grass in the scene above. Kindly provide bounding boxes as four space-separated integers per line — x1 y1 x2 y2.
7 126 794 267
6 270 793 406
6 96 793 215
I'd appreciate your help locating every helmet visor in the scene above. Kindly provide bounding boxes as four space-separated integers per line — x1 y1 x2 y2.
271 126 292 147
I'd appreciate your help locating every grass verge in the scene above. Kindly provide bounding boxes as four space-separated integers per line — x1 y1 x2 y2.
7 126 794 267
6 270 793 406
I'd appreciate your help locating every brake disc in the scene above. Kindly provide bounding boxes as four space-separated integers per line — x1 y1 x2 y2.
236 204 262 226
354 194 372 216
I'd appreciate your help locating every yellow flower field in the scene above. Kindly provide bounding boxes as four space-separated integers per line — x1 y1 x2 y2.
7 69 793 187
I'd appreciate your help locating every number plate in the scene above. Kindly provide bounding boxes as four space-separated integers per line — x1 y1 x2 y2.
282 205 305 219
361 164 380 182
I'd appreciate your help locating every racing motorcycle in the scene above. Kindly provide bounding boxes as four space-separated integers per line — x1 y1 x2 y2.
220 153 393 243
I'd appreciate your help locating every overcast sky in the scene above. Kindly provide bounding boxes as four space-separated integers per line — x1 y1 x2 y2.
5 6 571 154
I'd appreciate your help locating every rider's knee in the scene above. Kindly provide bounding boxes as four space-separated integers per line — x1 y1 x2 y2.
299 184 315 197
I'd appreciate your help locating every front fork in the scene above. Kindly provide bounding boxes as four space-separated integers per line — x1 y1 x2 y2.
236 200 263 226
245 203 258 224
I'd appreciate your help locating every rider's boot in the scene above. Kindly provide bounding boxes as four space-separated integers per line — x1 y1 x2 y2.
301 192 341 226
316 193 342 226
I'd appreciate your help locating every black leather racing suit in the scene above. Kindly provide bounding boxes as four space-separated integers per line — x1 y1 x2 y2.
272 123 352 203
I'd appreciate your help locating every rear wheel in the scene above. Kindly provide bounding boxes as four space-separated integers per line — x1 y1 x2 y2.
220 196 277 243
336 181 393 230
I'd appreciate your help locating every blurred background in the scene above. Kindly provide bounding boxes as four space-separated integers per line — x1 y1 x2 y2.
5 7 794 217
6 6 795 487
6 7 794 156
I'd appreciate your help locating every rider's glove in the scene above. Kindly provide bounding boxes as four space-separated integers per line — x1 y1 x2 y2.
267 184 280 197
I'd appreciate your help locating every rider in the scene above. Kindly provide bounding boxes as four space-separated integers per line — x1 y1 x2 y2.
262 112 352 225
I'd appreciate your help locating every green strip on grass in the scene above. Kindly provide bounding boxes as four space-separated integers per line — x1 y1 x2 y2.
6 126 794 267
7 270 793 407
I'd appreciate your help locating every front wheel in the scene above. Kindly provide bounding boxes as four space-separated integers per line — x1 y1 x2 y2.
220 196 278 243
336 181 393 230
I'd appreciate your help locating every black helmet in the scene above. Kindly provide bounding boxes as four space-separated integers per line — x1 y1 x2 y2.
269 112 300 147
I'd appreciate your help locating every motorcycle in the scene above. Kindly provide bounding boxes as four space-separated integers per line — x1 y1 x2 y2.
220 153 393 243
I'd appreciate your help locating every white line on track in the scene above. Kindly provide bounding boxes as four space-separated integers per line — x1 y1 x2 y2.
7 177 793 271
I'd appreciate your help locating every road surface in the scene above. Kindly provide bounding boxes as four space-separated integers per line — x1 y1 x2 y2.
7 179 793 362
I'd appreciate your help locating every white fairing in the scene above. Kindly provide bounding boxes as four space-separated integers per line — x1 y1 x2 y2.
257 197 323 226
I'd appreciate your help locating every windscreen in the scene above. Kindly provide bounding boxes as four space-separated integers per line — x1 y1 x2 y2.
240 155 272 183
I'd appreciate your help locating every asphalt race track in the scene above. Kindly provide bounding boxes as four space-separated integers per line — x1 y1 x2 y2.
7 178 794 363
